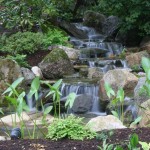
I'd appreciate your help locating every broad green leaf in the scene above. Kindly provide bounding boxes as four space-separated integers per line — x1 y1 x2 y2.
5 96 17 106
111 98 119 105
141 57 150 73
104 82 115 98
46 90 55 98
117 88 124 102
131 116 142 125
0 108 4 115
65 92 76 108
139 141 150 150
44 106 53 115
30 77 40 91
130 133 139 148
28 77 40 100
2 77 24 96
111 111 119 119
52 79 62 89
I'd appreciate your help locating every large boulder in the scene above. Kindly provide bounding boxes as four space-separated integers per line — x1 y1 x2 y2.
48 45 80 60
140 36 150 54
102 16 121 40
38 48 74 79
83 11 106 32
59 20 88 39
99 69 138 101
71 94 93 114
87 115 126 132
138 99 150 127
0 59 22 102
88 68 104 79
126 51 149 68
134 77 149 104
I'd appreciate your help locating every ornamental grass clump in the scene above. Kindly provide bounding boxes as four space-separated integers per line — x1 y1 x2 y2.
46 115 96 140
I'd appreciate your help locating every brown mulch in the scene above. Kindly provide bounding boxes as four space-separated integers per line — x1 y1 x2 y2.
0 128 149 150
26 50 50 66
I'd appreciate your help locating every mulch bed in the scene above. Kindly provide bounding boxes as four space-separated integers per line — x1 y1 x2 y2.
0 128 149 150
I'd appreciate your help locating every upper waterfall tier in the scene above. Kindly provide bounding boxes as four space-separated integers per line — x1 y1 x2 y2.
69 23 123 58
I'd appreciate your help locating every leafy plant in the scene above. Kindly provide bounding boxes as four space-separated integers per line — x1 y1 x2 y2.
43 29 70 48
139 141 150 150
46 115 96 140
98 140 114 150
45 79 62 118
104 82 125 123
128 133 140 150
141 57 150 96
6 54 29 67
94 0 150 36
1 32 44 55
96 130 114 141
2 77 31 137
0 0 58 31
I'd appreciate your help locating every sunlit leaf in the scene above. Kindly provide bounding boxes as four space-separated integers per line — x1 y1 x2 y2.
111 111 119 119
131 116 142 125
65 92 76 108
104 82 115 98
141 57 150 73
2 77 24 96
117 88 124 102
44 106 53 115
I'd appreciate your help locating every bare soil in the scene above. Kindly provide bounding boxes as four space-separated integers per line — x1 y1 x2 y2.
0 128 149 150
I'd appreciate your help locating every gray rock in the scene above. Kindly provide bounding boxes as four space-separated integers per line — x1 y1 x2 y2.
83 11 106 32
39 48 74 79
126 51 149 68
71 94 93 113
0 59 22 102
102 16 121 39
138 99 150 127
134 77 149 104
21 67 35 81
87 115 126 132
99 69 138 101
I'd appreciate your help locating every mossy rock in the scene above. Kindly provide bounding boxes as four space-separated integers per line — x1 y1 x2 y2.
42 48 69 63
39 48 74 79
0 58 23 106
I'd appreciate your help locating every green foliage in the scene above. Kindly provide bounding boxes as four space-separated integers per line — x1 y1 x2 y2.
95 0 150 36
141 57 150 96
1 32 44 55
46 115 96 140
96 130 114 141
6 54 29 67
128 133 140 150
104 82 125 123
139 141 150 150
45 79 63 118
0 0 58 31
98 140 114 150
43 29 70 48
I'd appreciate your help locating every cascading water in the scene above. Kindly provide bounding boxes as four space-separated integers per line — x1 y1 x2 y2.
70 23 123 58
61 82 106 115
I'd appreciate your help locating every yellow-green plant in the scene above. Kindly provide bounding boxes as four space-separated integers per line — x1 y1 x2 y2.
104 82 125 123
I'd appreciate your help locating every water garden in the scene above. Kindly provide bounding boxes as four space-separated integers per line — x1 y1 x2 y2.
0 0 150 149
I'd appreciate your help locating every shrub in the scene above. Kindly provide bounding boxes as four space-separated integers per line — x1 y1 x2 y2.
46 115 96 140
42 29 70 48
0 32 44 55
6 54 29 67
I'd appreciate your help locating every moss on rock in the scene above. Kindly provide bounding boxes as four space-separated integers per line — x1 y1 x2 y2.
42 48 69 63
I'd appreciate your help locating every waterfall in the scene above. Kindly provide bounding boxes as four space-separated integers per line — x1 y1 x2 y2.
61 82 106 115
70 23 123 58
